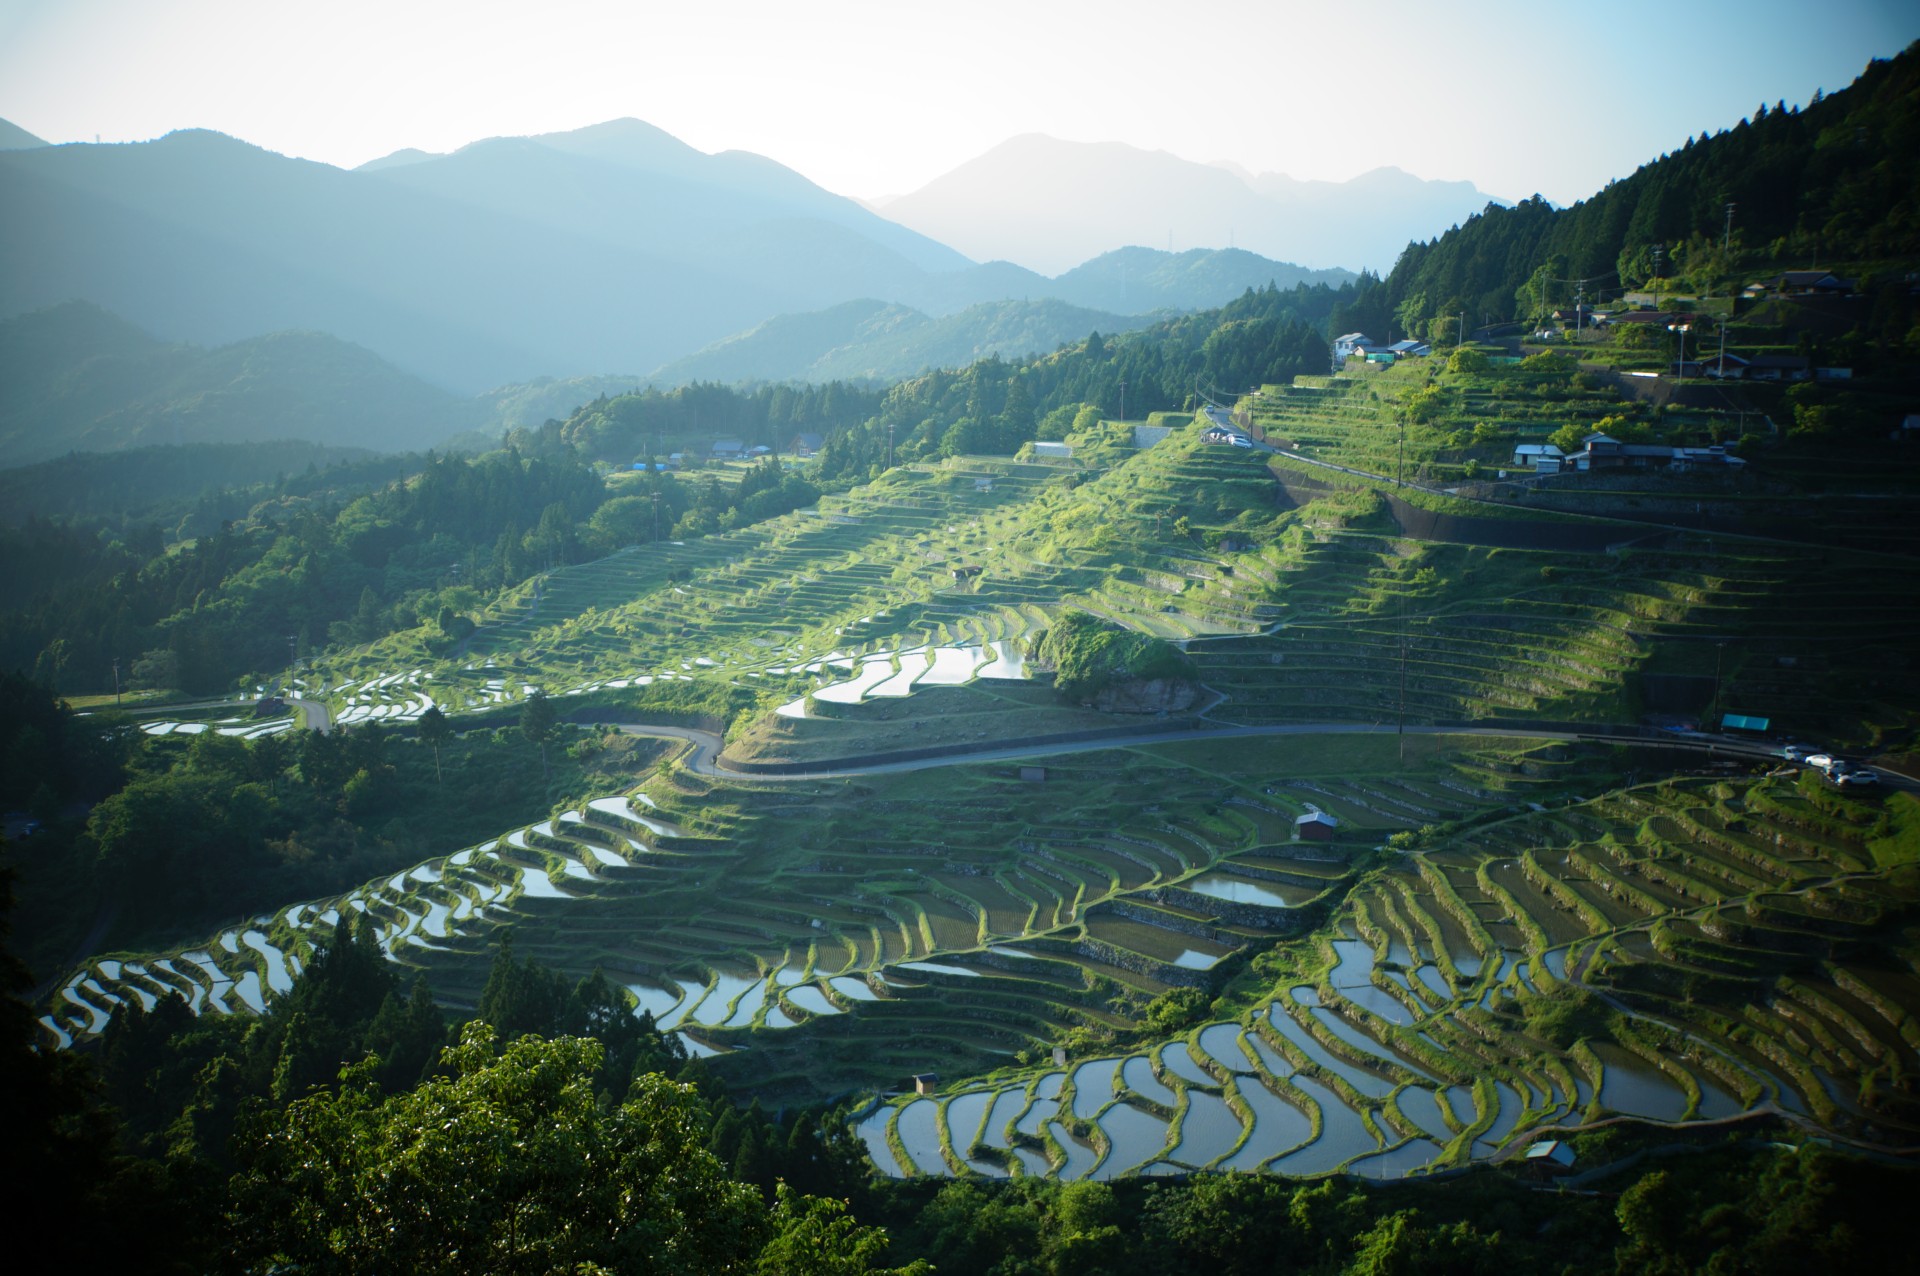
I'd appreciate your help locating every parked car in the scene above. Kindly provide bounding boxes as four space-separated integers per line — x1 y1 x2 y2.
1803 753 1837 771
1832 766 1880 788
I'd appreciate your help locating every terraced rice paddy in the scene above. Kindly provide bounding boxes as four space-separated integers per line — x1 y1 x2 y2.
46 415 1920 1190
851 772 1920 1179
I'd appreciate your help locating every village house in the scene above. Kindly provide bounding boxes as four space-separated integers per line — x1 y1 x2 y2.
1523 1140 1577 1179
1333 333 1378 361
789 431 825 457
1296 811 1339 843
1511 443 1566 473
1768 271 1854 297
1564 432 1746 473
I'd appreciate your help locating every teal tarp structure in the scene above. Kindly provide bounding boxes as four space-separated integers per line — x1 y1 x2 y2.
1721 713 1771 732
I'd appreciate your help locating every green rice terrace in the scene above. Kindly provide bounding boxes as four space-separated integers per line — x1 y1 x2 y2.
49 407 1920 1185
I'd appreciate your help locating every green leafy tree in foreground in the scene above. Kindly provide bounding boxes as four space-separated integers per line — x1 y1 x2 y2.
229 1022 918 1275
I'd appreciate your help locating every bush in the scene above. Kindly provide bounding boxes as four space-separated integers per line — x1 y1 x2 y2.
1030 611 1196 702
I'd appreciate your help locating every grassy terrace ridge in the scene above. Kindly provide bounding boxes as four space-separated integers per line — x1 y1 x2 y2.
47 386 1920 1184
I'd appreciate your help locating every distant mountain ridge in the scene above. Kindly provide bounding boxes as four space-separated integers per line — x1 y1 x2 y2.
0 119 1354 393
0 117 46 150
878 134 1505 274
651 245 1354 387
0 300 465 466
650 296 1157 386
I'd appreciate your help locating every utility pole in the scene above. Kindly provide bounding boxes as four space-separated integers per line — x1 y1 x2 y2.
1118 379 1127 422
1723 202 1736 256
1716 319 1728 380
112 658 120 706
1713 641 1727 724
886 422 895 470
1652 244 1665 309
1397 628 1408 765
651 491 660 543
1456 313 1465 348
287 634 298 694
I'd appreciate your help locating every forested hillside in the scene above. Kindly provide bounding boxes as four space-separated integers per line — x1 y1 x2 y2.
0 280 1344 699
1335 42 1920 344
0 301 468 465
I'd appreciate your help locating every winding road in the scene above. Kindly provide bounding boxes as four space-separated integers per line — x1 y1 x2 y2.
613 717 1870 785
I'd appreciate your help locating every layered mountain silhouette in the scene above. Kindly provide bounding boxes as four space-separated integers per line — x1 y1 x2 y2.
877 134 1505 275
0 117 46 150
650 243 1356 387
650 297 1155 387
0 120 1355 395
0 300 465 466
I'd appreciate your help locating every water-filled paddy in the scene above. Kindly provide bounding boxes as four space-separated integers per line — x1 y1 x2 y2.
1183 871 1314 909
785 984 842 1016
1071 1059 1120 1118
1265 1007 1395 1098
1049 1124 1099 1178
723 978 770 1027
975 642 1027 680
1121 1055 1176 1104
1394 1088 1454 1142
1217 1079 1313 1170
1090 1103 1171 1178
1197 1023 1258 1073
870 649 932 696
516 866 568 899
919 646 982 685
895 1099 948 1174
1593 1044 1690 1121
1348 1138 1443 1179
1166 1090 1244 1167
1269 1075 1377 1173
693 971 759 1026
898 960 981 978
1471 1082 1525 1154
1159 1042 1214 1086
830 975 880 1001
1309 1008 1436 1079
855 1107 901 1175
813 657 896 704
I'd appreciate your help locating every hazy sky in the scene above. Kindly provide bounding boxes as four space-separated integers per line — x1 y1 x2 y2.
1 0 1914 204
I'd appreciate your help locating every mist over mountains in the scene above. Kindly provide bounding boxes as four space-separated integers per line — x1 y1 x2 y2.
650 297 1154 387
0 117 1371 400
0 300 464 466
0 118 45 150
877 134 1506 275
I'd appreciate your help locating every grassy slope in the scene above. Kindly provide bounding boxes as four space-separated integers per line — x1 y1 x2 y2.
50 373 1920 1169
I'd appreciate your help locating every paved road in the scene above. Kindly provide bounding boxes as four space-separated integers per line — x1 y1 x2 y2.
288 697 333 734
615 718 1854 786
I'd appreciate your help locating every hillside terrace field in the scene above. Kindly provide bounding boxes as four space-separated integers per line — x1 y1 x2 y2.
55 402 1920 1184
